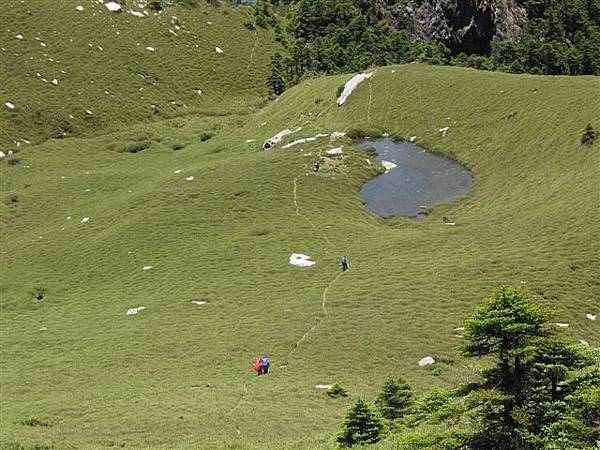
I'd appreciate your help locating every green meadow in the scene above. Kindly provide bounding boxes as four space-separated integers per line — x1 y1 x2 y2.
0 0 274 147
1 3 599 449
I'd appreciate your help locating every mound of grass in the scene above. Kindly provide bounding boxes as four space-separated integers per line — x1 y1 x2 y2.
0 64 598 449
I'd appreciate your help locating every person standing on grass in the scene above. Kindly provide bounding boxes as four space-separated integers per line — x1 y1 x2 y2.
341 255 349 272
313 159 320 172
253 357 262 375
260 355 270 374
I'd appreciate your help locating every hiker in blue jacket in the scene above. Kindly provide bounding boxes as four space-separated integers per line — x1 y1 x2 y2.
340 256 349 271
260 355 270 374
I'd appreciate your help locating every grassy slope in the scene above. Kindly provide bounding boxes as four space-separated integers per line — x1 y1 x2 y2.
0 0 274 147
1 64 599 449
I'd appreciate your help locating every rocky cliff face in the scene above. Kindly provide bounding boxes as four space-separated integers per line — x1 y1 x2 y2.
407 0 526 54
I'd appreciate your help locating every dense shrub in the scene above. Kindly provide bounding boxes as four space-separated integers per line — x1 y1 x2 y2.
581 124 597 146
327 383 348 398
200 132 215 142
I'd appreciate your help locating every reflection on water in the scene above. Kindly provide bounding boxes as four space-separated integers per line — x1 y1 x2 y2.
359 138 473 219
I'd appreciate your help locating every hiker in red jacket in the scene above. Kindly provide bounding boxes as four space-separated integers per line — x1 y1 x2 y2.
253 358 262 375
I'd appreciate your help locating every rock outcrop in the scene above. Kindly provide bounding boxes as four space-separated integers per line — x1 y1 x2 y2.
407 0 526 54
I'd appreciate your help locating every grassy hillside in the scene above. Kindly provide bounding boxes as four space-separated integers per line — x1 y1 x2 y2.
0 0 275 148
1 64 599 449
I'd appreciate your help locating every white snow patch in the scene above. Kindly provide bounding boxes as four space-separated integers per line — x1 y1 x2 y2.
586 313 596 321
76 5 84 11
381 160 397 173
315 384 333 389
419 356 435 367
0 151 5 159
4 102 15 110
579 339 590 347
142 265 153 270
85 110 93 115
245 139 255 143
192 300 207 306
454 327 465 332
80 217 90 223
326 147 343 156
555 323 569 328
174 169 182 174
51 78 59 85
336 72 373 106
215 47 224 53
331 131 346 139
126 306 146 315
39 326 48 331
409 136 417 143
105 2 122 12
129 10 144 17
439 127 449 137
185 176 194 181
146 46 155 52
263 127 302 149
289 253 316 267
16 34 24 40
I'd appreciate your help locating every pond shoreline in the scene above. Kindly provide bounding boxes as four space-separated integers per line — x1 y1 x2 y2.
358 138 473 220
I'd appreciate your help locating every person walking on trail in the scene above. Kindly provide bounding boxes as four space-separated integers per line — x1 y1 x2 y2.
313 159 320 172
253 357 262 376
340 255 349 272
260 355 270 374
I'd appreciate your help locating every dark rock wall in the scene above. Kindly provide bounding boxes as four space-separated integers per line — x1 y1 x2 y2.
407 0 526 54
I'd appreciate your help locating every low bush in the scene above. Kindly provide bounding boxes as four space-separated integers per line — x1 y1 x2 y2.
581 123 597 145
327 383 348 398
200 132 215 142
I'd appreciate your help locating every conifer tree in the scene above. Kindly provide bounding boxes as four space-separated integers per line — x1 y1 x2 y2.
337 399 386 447
268 52 287 96
375 377 413 420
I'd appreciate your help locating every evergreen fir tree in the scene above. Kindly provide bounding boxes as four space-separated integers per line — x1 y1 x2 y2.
268 52 287 96
375 377 413 420
337 399 386 447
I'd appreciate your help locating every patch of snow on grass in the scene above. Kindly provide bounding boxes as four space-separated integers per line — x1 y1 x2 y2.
263 127 302 149
126 306 146 315
192 301 206 306
142 265 153 270
326 147 343 156
5 102 15 110
336 72 373 106
215 47 224 53
555 323 569 328
146 47 155 52
76 5 84 11
586 313 596 321
315 384 333 389
80 217 89 223
289 253 316 267
185 176 194 181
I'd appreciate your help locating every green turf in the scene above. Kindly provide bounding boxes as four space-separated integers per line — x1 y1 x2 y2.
1 57 599 449
0 0 275 147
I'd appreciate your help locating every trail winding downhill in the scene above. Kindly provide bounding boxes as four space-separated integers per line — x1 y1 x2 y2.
226 175 343 436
